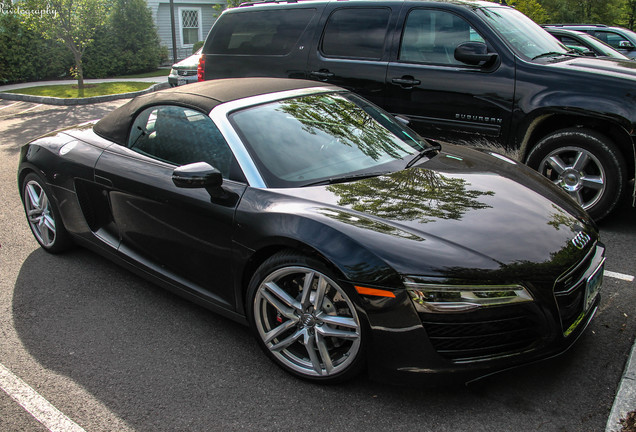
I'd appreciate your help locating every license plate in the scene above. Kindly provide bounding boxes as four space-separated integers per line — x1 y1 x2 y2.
178 79 187 86
585 264 603 311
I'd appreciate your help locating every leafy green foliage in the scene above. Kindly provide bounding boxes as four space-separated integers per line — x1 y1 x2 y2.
108 0 162 74
213 0 249 17
511 0 549 24
21 0 109 87
0 4 72 83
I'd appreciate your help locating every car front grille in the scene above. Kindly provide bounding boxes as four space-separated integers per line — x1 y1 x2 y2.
420 304 546 362
554 244 602 336
178 70 197 77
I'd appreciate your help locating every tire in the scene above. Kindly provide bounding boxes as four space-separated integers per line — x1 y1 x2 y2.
525 128 626 221
247 250 365 383
21 172 73 253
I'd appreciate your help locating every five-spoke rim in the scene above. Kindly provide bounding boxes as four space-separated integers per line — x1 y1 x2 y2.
538 146 605 210
24 180 56 247
254 266 361 377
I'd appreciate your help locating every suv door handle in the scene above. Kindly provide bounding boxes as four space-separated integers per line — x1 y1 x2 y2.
392 77 421 87
310 70 335 79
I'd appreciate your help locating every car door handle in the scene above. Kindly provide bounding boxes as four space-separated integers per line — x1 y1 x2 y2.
95 175 113 188
310 70 335 79
392 77 421 86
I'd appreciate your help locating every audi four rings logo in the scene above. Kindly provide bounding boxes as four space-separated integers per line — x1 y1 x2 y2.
572 232 591 249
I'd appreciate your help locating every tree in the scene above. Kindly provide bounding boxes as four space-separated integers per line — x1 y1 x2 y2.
511 0 549 24
540 0 625 24
213 0 248 17
109 0 163 74
623 0 636 29
22 0 108 91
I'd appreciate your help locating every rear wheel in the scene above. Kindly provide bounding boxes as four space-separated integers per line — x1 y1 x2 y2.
21 172 73 253
526 128 626 221
247 251 365 383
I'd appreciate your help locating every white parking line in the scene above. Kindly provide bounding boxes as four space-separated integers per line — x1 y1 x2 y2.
604 270 635 282
0 103 44 119
0 362 85 432
0 102 20 110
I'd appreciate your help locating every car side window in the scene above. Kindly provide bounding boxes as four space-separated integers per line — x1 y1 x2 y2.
559 36 585 49
208 9 316 55
399 9 484 65
593 31 629 49
127 105 240 180
321 8 391 59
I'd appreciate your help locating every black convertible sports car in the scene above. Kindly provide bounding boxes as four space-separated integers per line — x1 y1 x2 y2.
18 78 604 384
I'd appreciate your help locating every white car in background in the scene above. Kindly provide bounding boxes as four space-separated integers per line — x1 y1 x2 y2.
168 49 202 87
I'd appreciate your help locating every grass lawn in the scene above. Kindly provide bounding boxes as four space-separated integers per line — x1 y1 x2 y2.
6 82 154 98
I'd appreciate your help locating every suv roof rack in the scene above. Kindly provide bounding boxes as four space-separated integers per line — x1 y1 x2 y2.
239 0 301 7
544 24 608 28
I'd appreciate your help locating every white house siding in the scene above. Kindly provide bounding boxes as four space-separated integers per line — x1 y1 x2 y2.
148 0 224 61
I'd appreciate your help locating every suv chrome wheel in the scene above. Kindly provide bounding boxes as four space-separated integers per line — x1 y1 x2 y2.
537 146 605 211
526 128 625 221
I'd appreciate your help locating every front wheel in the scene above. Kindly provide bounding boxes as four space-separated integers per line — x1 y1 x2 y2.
247 251 365 383
21 172 73 253
526 128 626 221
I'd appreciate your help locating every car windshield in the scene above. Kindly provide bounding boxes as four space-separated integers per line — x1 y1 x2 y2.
230 93 429 188
581 34 630 58
478 6 569 60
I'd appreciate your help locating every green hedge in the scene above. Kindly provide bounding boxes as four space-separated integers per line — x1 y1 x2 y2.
0 0 163 84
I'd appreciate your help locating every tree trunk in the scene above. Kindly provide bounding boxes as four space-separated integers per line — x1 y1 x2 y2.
72 50 84 96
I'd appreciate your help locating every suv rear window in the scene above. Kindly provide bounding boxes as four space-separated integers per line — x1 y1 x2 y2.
321 8 391 59
208 8 316 55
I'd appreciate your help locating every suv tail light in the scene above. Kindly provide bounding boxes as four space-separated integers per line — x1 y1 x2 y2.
197 54 205 81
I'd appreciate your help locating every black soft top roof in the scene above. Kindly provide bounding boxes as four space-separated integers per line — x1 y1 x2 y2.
94 78 334 146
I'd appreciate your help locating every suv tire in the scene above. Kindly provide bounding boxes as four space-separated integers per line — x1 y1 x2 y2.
526 128 625 221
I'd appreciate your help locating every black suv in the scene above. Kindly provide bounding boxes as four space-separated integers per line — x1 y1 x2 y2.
199 0 636 221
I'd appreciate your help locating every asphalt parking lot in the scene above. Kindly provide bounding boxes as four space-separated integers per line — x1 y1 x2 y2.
0 99 635 432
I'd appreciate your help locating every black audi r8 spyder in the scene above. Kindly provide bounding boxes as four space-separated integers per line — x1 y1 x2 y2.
18 78 605 384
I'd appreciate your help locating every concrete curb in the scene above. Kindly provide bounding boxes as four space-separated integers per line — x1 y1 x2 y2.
0 82 170 106
606 337 636 431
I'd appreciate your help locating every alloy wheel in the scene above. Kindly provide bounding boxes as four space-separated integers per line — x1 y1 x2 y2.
253 266 361 378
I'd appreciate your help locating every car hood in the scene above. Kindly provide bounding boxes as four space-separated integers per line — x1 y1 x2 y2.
172 53 202 70
268 144 597 282
547 56 636 79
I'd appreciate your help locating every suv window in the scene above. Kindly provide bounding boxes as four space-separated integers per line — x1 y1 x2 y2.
208 9 316 55
593 30 630 49
399 9 484 65
321 8 391 59
127 105 237 179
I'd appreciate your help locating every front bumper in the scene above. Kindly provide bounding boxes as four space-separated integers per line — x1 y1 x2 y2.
361 242 605 385
168 71 198 87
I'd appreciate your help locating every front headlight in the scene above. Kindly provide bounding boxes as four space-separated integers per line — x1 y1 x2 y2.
404 278 533 314
170 68 177 76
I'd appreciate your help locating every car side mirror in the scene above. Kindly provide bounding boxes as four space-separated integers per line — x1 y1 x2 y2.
394 115 410 126
172 161 223 188
455 42 498 66
619 40 635 50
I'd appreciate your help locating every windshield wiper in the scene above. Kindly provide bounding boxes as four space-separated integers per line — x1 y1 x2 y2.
532 51 574 60
302 171 390 187
406 142 442 169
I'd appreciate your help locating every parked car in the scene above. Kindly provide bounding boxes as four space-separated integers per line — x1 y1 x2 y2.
543 27 630 60
18 78 604 384
543 24 636 58
168 48 202 87
199 0 636 221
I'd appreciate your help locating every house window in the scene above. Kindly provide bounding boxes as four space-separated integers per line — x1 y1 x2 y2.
179 8 201 47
